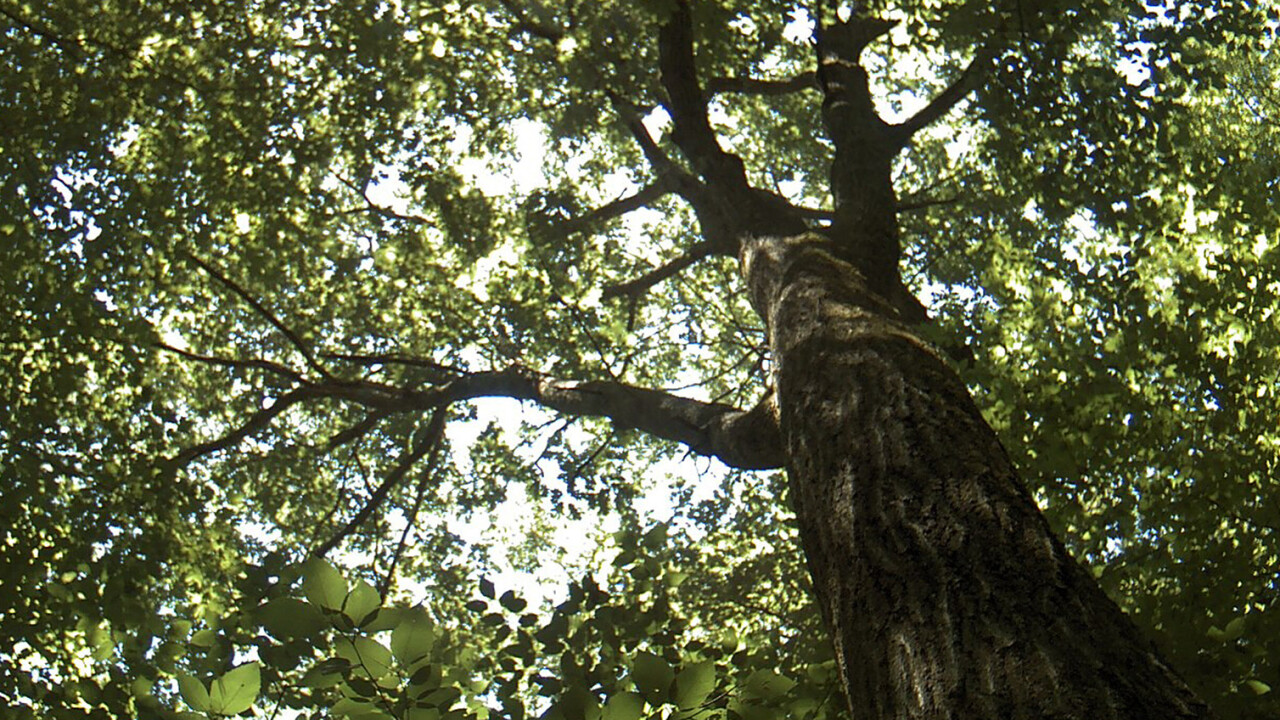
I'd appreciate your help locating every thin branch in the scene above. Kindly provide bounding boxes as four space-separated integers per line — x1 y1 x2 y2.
379 409 448 596
0 5 86 58
563 181 672 233
601 241 718 301
707 72 819 96
185 253 331 379
166 387 315 469
319 351 466 382
560 429 617 498
897 195 961 212
313 411 445 558
607 90 688 181
334 175 434 225
605 91 739 252
155 341 305 384
895 48 995 140
496 0 564 42
325 410 390 451
551 294 618 379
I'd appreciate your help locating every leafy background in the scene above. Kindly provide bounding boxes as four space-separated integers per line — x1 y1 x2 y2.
2 0 1278 718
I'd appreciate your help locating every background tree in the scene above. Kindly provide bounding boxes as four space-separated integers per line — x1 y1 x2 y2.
2 0 1278 719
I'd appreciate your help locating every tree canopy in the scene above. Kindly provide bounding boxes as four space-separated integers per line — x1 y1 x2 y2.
2 0 1279 718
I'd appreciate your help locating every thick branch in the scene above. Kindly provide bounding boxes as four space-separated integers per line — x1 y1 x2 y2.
494 372 783 470
656 0 750 190
330 368 783 470
337 368 780 468
166 345 784 469
601 241 717 300
895 48 994 139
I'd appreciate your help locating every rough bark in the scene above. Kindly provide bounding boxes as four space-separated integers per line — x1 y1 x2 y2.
740 233 1213 719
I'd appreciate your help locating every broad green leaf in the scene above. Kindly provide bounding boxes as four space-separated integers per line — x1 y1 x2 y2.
177 674 210 712
332 697 376 717
675 661 716 709
343 578 382 627
337 636 394 679
208 662 260 716
391 611 437 665
601 692 644 720
742 669 795 700
256 597 326 639
560 686 602 720
632 651 674 704
302 558 348 611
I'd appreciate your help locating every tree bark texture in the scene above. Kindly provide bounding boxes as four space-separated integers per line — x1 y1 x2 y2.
740 234 1213 719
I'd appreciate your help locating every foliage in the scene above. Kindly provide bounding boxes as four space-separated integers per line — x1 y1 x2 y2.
1 0 1278 718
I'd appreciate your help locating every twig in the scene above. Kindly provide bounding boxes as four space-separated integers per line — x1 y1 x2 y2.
707 72 819 96
895 48 995 140
167 387 315 469
334 175 434 225
184 253 331 380
563 181 672 233
312 413 443 558
319 351 466 380
551 294 618 379
601 241 719 301
155 341 305 384
378 409 448 596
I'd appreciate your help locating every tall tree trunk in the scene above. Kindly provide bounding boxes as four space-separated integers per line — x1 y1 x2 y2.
740 233 1214 719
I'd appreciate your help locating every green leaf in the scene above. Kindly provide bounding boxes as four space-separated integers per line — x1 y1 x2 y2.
480 577 496 599
257 597 326 639
332 697 376 717
601 692 644 720
742 669 795 700
500 589 528 613
632 651 674 704
675 661 716 709
337 636 394 679
177 674 211 712
189 629 217 648
208 663 260 716
1246 680 1272 695
343 578 382 627
302 558 348 611
560 687 601 720
391 611 437 665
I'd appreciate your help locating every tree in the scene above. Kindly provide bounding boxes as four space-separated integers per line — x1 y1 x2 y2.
2 0 1278 719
